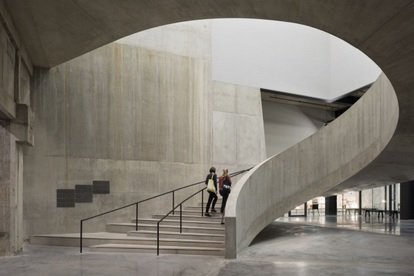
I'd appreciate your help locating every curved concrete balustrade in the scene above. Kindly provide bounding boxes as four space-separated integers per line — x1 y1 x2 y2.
225 74 399 258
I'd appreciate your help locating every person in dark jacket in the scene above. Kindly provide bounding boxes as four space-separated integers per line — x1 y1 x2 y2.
205 167 218 216
219 168 232 213
219 168 232 224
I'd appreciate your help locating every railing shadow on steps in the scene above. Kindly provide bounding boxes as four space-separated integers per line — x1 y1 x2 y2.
155 168 251 256
79 168 251 253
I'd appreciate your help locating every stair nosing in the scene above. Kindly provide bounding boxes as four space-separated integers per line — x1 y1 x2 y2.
128 230 224 237
90 243 224 251
32 233 224 244
109 223 224 231
133 218 222 224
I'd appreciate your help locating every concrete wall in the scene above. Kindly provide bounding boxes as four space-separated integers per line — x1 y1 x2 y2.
262 100 334 157
25 23 265 236
26 43 209 235
0 20 15 119
212 81 266 172
0 4 32 256
0 124 24 255
225 73 399 258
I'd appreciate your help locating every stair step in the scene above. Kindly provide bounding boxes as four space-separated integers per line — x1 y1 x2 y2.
107 223 224 234
128 230 225 241
132 218 224 227
184 206 222 211
89 243 224 256
31 232 224 248
168 210 210 216
152 214 222 221
31 194 226 257
198 200 222 206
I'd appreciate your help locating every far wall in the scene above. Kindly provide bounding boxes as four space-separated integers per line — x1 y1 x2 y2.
262 100 334 157
24 22 266 236
212 19 381 100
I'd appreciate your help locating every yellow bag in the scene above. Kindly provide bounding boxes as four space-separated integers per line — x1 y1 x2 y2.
207 177 216 193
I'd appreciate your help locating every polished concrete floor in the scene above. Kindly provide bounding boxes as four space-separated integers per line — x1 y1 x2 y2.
1 216 413 275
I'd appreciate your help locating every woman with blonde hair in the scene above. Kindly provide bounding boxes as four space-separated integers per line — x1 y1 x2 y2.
219 168 232 224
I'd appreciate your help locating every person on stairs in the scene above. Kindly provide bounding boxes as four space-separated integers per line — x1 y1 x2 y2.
205 167 218 217
219 168 232 224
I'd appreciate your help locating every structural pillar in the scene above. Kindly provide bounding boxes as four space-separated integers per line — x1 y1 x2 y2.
0 123 23 256
388 185 393 212
325 195 337 215
401 181 414 219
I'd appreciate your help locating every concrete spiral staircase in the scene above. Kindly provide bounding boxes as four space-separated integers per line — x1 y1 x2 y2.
31 199 226 256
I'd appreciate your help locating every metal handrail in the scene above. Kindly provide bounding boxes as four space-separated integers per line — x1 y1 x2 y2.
79 167 252 253
155 168 252 255
156 187 206 255
80 179 206 253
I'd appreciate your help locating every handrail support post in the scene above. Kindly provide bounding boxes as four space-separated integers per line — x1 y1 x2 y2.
136 203 139 231
172 191 175 215
80 220 83 253
201 190 204 216
157 222 160 256
180 204 182 233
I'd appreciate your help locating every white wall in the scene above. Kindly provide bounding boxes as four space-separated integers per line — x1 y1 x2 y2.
212 19 381 100
262 100 334 157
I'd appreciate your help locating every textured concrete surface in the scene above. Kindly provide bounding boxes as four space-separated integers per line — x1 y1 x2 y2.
5 0 414 186
0 124 23 256
225 73 399 257
1 220 413 276
212 81 266 169
26 42 211 235
3 0 414 259
24 27 264 237
0 19 16 119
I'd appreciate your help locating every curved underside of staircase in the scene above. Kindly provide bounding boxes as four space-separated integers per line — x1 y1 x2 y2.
225 74 398 258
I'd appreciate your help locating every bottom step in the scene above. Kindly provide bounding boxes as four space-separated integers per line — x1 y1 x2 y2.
89 243 224 256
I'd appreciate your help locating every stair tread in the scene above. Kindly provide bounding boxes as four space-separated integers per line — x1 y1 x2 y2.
109 222 224 230
33 232 223 244
153 214 222 219
90 243 224 251
129 230 224 237
134 218 223 224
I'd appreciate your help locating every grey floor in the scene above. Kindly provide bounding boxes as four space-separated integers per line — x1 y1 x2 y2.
1 215 414 276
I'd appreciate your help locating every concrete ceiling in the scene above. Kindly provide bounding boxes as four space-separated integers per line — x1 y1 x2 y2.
4 0 414 191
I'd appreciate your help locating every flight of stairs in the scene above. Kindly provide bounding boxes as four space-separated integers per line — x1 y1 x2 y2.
31 199 225 256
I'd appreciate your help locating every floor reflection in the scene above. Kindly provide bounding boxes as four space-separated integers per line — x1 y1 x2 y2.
277 214 414 236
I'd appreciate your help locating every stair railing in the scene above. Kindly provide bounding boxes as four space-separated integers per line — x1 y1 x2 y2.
79 168 251 253
156 188 206 255
155 168 251 255
80 178 206 253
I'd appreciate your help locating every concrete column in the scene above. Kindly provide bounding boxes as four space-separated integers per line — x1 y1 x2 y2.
400 181 414 219
0 124 23 256
388 184 393 212
384 186 388 212
325 195 337 215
